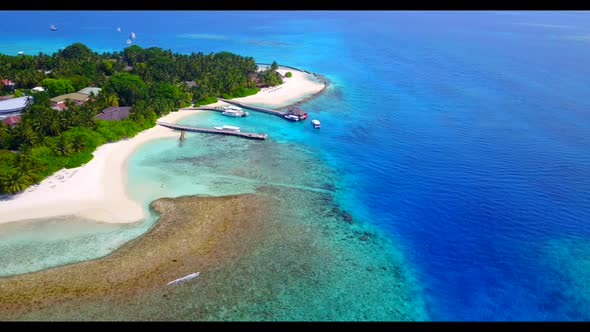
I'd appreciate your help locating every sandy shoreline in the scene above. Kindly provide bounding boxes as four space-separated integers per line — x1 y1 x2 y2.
0 67 326 225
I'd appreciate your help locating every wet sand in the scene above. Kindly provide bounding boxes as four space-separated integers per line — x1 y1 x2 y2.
0 186 428 321
0 194 272 320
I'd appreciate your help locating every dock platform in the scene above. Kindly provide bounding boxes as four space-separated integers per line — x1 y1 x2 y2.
217 98 287 117
157 121 268 140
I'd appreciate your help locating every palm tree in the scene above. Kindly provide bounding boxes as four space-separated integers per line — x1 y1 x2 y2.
60 108 75 131
270 61 279 72
31 119 47 139
55 136 72 156
0 122 10 147
17 122 37 147
1 169 32 194
71 135 85 152
105 92 119 107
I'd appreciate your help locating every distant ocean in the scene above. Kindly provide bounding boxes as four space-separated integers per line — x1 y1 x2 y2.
1 11 590 320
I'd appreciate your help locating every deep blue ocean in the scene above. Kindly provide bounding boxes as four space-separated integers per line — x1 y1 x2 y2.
1 11 590 320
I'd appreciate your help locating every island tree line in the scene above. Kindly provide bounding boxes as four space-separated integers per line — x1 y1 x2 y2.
0 43 284 194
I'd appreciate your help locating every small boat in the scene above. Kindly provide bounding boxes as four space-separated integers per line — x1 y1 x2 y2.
130 32 136 39
50 25 57 31
223 105 242 111
222 109 249 117
117 27 122 32
166 272 200 285
312 119 321 128
214 125 240 132
126 39 132 44
17 51 24 55
284 114 300 121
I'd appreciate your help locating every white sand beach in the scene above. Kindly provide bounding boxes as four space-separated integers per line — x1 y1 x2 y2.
232 67 326 107
0 68 325 225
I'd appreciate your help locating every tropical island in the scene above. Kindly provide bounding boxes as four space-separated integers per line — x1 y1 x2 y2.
0 42 326 223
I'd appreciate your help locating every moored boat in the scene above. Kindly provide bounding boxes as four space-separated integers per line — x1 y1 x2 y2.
214 125 241 132
284 114 300 121
312 119 321 128
285 107 308 121
222 109 249 117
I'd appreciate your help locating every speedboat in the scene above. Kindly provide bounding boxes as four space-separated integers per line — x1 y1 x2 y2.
117 27 122 32
130 32 136 39
222 109 248 117
214 125 240 132
50 25 57 31
284 114 300 121
17 51 24 55
223 105 242 111
126 39 132 44
312 119 321 128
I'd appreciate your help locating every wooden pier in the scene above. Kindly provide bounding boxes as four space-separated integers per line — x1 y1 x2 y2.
217 98 287 118
157 121 268 140
179 106 223 112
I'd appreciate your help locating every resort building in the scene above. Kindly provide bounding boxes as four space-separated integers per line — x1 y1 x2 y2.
0 96 32 114
184 81 197 89
1 79 16 91
49 87 101 110
95 106 131 121
51 103 67 111
50 93 90 108
286 107 308 120
77 87 102 96
2 115 22 127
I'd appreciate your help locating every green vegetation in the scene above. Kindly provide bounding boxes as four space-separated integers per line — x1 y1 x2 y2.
40 78 75 97
285 71 292 78
102 72 147 106
257 61 283 87
220 87 260 99
0 43 273 195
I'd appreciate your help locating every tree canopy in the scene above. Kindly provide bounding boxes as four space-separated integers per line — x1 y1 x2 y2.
58 43 93 61
40 78 75 97
103 72 147 106
0 42 267 195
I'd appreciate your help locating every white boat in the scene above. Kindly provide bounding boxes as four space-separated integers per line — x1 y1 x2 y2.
117 27 122 32
224 105 242 111
17 51 24 55
126 39 132 44
284 114 300 121
166 272 200 285
312 119 321 128
50 25 57 31
221 109 248 117
130 32 136 39
214 125 240 132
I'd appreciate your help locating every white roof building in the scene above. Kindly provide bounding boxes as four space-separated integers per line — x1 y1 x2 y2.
77 87 102 96
0 96 32 114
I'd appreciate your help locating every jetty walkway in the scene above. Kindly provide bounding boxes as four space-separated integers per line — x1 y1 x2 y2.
180 106 223 112
156 121 268 140
217 98 287 118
